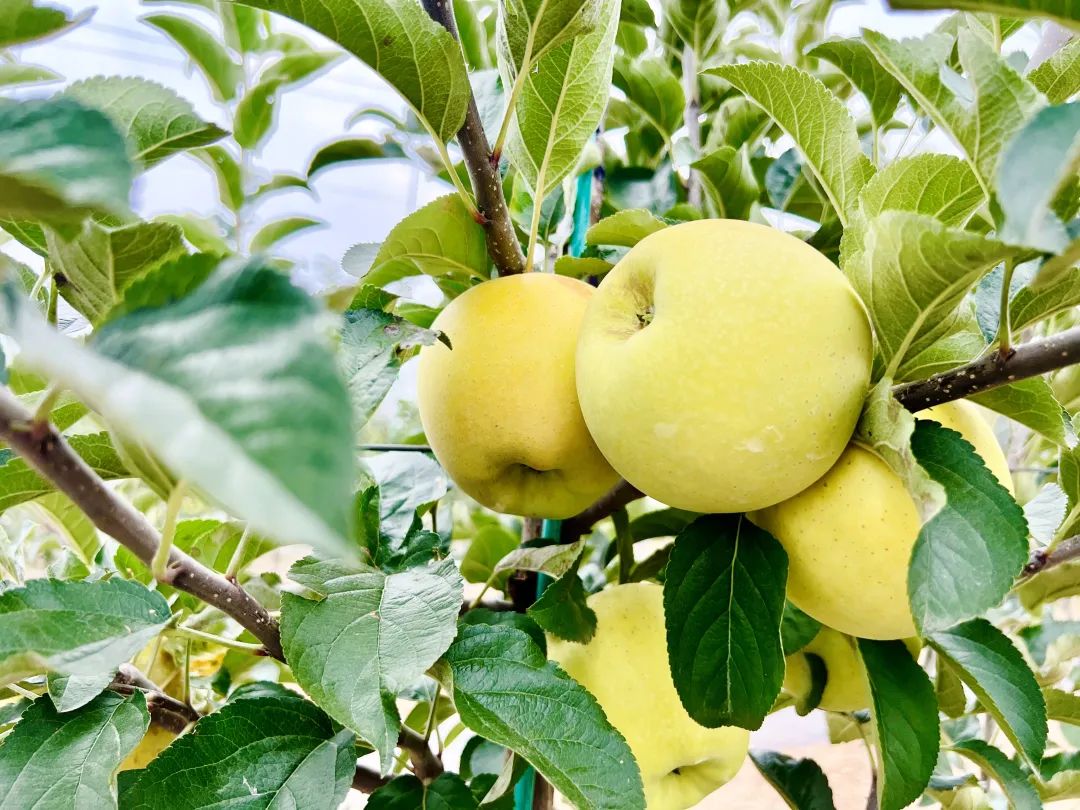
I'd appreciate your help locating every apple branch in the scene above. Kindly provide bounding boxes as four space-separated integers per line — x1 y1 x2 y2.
0 388 284 660
420 0 526 276
1020 535 1080 579
560 480 644 542
111 664 200 735
0 386 445 793
893 326 1080 412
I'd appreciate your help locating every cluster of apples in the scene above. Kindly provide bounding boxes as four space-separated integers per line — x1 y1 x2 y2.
416 220 1011 808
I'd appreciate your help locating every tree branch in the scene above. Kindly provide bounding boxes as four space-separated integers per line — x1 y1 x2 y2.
1021 535 1080 579
400 726 444 781
893 326 1080 412
111 664 200 735
0 388 284 660
421 0 526 276
682 44 702 209
352 767 392 793
560 480 644 543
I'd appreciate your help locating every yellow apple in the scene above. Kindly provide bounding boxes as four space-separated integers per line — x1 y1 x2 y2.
417 274 619 518
548 583 748 810
753 400 1013 640
783 628 870 712
119 724 175 771
575 219 872 513
783 629 921 712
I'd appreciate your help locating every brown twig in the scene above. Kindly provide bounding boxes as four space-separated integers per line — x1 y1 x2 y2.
400 726 444 781
420 0 526 276
352 767 392 792
560 480 644 543
111 664 200 735
0 388 284 659
1020 535 1080 579
893 326 1080 412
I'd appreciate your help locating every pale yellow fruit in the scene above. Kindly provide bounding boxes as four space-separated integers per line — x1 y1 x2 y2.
783 631 921 711
753 400 1013 640
783 628 869 712
119 724 175 771
576 219 872 513
417 274 619 518
548 583 748 810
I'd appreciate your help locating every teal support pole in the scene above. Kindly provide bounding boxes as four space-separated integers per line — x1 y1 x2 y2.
514 166 594 810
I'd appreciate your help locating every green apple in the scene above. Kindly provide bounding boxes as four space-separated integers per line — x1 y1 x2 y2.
754 400 1012 640
548 582 748 810
575 218 873 513
417 274 619 518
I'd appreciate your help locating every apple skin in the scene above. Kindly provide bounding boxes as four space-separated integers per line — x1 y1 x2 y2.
753 400 1012 640
548 582 749 810
119 725 175 772
417 274 619 519
783 630 923 712
575 219 872 513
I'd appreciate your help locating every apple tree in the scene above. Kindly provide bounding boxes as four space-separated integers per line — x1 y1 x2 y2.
0 0 1079 808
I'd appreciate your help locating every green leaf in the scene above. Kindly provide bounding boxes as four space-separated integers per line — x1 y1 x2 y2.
908 422 1029 634
142 13 241 101
856 153 984 227
108 252 220 321
864 29 1045 193
1011 265 1080 330
493 537 587 578
0 579 170 686
370 773 479 810
948 739 1042 810
0 63 60 88
458 609 547 653
1 258 357 562
810 38 904 130
970 376 1071 447
890 0 1080 31
230 0 470 144
781 602 822 655
497 0 606 83
1030 37 1080 104
664 514 787 730
859 639 939 810
1045 687 1080 724
854 377 946 521
119 694 355 809
707 62 873 226
370 452 448 545
749 750 836 810
586 208 668 247
505 0 619 199
936 658 968 718
526 557 596 643
693 145 759 220
46 218 187 325
0 433 128 513
842 211 1017 379
0 0 89 47
441 624 645 810
929 619 1047 766
355 195 488 290
0 97 133 227
234 53 341 150
47 672 111 713
0 692 147 810
306 137 405 178
996 103 1080 252
248 216 322 253
340 307 440 429
63 76 227 169
192 146 243 211
260 47 341 84
612 55 685 141
461 524 520 585
666 0 725 59
28 491 100 567
281 557 462 770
